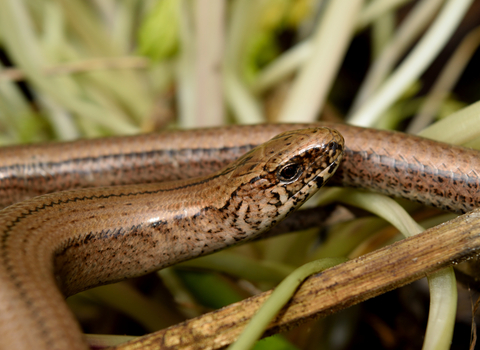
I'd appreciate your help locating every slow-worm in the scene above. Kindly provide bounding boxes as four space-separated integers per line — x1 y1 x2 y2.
0 127 344 350
1 122 480 349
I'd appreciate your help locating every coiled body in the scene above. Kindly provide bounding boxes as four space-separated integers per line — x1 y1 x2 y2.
0 122 479 349
0 127 343 350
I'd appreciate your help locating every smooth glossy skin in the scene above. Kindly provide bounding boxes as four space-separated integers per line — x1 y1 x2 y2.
1 123 479 212
0 127 344 350
1 122 479 349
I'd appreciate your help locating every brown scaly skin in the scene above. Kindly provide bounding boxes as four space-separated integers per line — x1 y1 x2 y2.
0 123 479 212
0 127 343 350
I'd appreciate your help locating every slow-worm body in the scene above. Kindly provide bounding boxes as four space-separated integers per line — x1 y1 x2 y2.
0 127 344 350
1 122 480 349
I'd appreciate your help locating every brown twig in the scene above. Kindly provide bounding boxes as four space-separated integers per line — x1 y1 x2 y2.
111 209 480 350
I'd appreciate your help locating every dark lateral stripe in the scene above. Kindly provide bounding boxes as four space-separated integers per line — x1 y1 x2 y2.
0 145 258 176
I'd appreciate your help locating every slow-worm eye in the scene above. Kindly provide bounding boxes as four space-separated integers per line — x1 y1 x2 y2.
277 163 303 183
